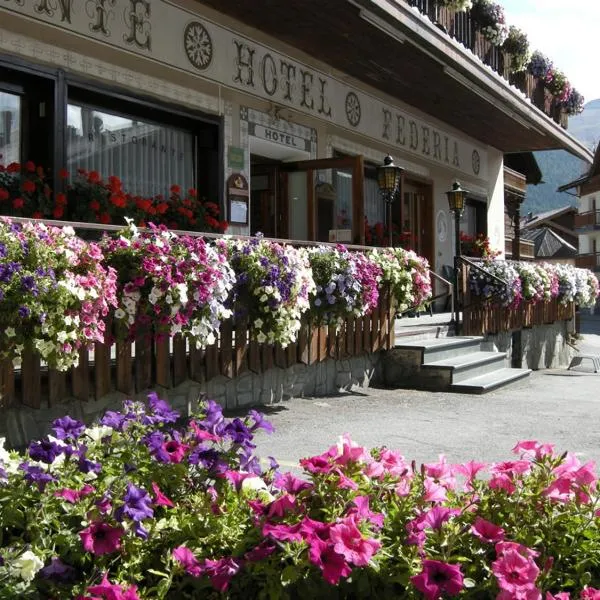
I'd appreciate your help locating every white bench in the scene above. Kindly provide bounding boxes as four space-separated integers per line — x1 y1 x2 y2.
568 354 600 373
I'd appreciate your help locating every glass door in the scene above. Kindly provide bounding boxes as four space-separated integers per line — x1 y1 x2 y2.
280 156 364 244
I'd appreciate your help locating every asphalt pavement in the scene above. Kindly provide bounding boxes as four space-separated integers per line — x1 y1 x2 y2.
253 313 600 469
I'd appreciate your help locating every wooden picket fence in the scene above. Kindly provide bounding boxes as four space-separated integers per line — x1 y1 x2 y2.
462 297 575 336
0 291 395 411
460 261 575 336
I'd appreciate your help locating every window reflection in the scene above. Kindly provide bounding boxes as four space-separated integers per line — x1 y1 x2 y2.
66 102 195 198
0 91 21 165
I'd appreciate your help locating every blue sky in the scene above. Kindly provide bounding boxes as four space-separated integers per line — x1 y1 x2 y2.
501 0 599 103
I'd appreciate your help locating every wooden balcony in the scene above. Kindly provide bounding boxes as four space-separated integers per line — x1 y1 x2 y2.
576 253 600 271
405 0 569 128
575 211 600 229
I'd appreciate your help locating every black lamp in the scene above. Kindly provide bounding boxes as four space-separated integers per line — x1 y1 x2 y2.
376 155 403 246
446 181 469 329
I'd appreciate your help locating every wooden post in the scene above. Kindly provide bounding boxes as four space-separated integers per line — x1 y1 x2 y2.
172 334 188 387
21 350 41 408
71 348 90 402
0 358 15 409
134 332 153 393
154 337 171 389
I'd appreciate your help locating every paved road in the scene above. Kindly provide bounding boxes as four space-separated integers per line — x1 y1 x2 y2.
252 313 600 469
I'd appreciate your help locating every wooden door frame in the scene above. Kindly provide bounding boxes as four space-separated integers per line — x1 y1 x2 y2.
280 155 364 243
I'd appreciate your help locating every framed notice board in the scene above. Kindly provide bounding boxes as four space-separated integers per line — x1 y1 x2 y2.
227 173 249 225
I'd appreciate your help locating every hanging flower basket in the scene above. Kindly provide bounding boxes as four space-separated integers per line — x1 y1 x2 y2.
434 0 473 12
471 0 508 46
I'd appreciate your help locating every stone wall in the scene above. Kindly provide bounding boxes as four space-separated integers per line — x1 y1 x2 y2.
1 352 384 449
481 319 577 369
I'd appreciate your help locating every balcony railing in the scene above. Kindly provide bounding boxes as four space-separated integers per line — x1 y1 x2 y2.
575 211 600 229
576 253 600 271
504 237 535 260
405 0 568 128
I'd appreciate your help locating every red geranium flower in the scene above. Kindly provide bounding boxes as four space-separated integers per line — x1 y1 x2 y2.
22 180 36 194
99 213 111 224
170 184 181 195
0 188 9 202
55 192 67 206
7 162 20 173
53 206 65 219
25 160 36 173
32 211 43 219
88 171 101 184
58 168 69 179
12 197 24 209
89 200 101 212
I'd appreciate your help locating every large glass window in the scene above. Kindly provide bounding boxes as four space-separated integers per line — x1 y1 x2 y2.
67 102 196 198
0 90 21 165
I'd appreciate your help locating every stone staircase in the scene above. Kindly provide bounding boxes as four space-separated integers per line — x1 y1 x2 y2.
383 315 531 394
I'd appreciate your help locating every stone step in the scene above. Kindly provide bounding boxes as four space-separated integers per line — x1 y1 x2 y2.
423 351 507 383
450 368 531 394
395 336 483 363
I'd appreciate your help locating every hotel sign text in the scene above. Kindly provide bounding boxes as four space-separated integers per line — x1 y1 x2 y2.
0 0 487 177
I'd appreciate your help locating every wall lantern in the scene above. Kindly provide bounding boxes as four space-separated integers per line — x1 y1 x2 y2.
376 155 403 246
446 180 469 330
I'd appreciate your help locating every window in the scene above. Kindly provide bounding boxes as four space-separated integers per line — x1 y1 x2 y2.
0 90 21 164
67 102 196 198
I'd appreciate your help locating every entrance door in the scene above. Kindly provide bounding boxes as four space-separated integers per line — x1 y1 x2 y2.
400 181 434 265
280 156 365 244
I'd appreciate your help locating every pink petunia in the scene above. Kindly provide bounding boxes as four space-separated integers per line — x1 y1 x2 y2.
411 559 464 600
84 573 140 600
262 521 304 542
348 496 384 529
273 472 313 495
161 440 189 463
513 440 555 461
54 484 95 504
201 557 241 592
80 521 124 556
422 478 448 503
329 517 381 567
151 482 174 508
580 588 600 600
423 506 460 531
266 494 297 519
492 548 540 594
454 460 487 490
308 537 352 585
546 592 571 600
172 546 202 577
299 453 333 475
471 517 505 543
424 454 456 489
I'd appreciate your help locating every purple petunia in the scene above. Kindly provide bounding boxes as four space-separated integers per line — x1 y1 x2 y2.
28 439 63 464
39 557 76 582
52 416 86 441
248 410 274 435
19 463 57 492
116 483 154 523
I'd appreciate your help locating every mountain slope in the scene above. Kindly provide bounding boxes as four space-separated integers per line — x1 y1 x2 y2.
522 100 598 215
522 150 587 215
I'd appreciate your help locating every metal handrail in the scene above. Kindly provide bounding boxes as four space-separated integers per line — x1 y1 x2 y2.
459 255 508 287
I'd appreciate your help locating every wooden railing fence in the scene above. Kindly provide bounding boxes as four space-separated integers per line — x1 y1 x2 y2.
0 291 395 411
460 262 575 336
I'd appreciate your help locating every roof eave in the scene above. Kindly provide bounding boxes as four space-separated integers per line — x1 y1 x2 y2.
356 0 594 163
